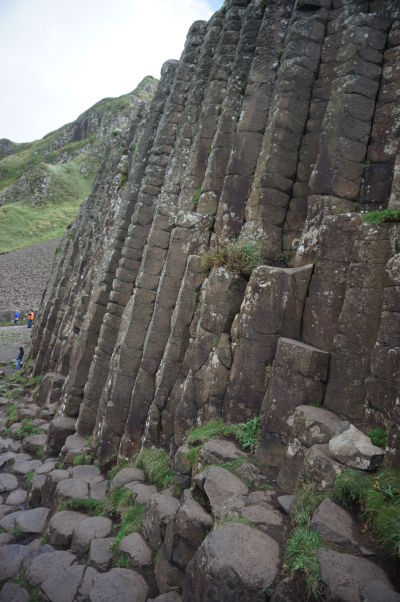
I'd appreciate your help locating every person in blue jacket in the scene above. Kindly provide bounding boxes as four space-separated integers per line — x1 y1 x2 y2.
16 347 24 371
14 311 19 326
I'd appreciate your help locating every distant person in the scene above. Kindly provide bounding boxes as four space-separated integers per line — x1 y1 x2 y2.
27 310 34 328
16 347 24 371
13 311 19 326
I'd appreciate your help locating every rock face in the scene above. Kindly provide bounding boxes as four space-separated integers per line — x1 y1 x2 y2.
26 0 400 482
15 3 400 599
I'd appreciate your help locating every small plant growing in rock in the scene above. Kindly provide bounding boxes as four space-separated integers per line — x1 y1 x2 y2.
16 419 40 441
367 427 389 449
333 468 400 555
362 208 400 225
103 487 146 552
136 447 175 489
25 470 35 486
6 403 18 427
73 452 94 466
58 498 104 516
118 553 131 568
201 237 264 278
192 186 202 207
258 0 267 13
187 416 262 454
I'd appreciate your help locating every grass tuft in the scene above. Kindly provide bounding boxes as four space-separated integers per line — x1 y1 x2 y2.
333 468 400 555
187 416 261 454
285 527 324 596
25 471 35 486
186 445 202 468
16 418 41 441
136 447 175 489
6 403 18 427
362 208 400 225
73 452 94 466
103 487 146 552
58 498 105 516
201 237 264 278
367 427 388 449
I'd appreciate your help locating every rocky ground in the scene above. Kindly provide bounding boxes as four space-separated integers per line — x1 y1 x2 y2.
0 352 398 602
0 240 59 323
0 326 31 375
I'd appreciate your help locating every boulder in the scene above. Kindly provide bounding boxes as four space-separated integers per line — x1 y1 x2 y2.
48 510 87 547
42 469 70 506
13 459 42 475
71 516 113 556
23 433 47 455
124 482 157 505
233 462 267 488
110 467 145 491
310 498 357 545
175 444 193 476
119 532 152 569
24 550 76 586
15 507 49 534
277 495 294 514
142 493 180 550
40 564 85 602
0 472 18 493
89 537 115 572
199 439 246 465
6 488 27 506
28 474 46 508
288 405 341 447
184 523 281 602
240 502 283 530
0 543 35 580
303 444 344 489
0 583 29 602
318 549 392 602
88 568 149 602
360 580 400 602
329 422 385 470
46 416 76 455
193 466 248 517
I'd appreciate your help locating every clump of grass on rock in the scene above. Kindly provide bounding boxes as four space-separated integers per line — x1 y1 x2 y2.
136 447 176 489
201 237 264 278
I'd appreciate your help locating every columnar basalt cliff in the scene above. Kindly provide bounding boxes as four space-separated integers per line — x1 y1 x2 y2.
8 0 399 598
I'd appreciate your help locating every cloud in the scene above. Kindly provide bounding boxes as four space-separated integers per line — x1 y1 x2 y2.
0 0 218 142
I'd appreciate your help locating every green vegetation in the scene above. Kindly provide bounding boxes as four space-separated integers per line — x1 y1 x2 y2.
241 80 248 95
201 238 264 278
215 516 254 528
333 469 400 555
212 336 220 348
25 471 35 486
258 0 267 12
16 418 41 441
118 553 131 568
284 486 325 597
103 487 146 552
186 445 202 468
41 532 50 546
362 208 400 225
11 527 24 540
58 498 105 516
6 403 18 427
192 186 202 207
73 452 94 466
187 416 262 454
367 427 388 449
136 447 175 489
16 571 41 601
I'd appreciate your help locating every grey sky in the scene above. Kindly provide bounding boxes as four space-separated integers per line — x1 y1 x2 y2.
0 0 221 143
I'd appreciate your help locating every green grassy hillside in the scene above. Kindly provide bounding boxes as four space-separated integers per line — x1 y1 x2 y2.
0 76 157 254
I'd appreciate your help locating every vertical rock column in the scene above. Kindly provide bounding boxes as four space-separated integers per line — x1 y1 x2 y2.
241 2 329 258
223 264 313 423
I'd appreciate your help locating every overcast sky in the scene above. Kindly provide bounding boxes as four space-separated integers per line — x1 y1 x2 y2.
0 0 221 143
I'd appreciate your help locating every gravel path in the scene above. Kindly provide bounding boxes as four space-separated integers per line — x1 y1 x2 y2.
0 239 59 322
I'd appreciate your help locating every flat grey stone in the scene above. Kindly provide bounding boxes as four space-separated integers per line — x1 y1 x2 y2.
13 459 42 475
0 583 29 602
0 472 18 492
194 466 248 517
277 495 295 514
70 465 103 484
91 479 108 501
71 516 113 556
6 488 27 506
0 543 34 580
36 460 57 474
310 498 357 545
0 451 16 468
124 482 157 505
23 433 47 455
89 536 115 571
56 478 89 501
119 532 152 568
24 550 77 586
16 507 49 534
240 502 283 529
48 510 87 547
360 579 400 602
89 568 149 602
329 422 384 471
110 467 145 491
0 531 15 545
199 438 246 465
0 509 21 532
41 563 85 602
0 504 14 518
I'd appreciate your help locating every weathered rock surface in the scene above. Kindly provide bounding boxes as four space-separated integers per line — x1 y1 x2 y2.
48 510 87 547
194 466 248 517
88 568 149 602
329 422 385 470
310 498 357 546
71 516 113 556
184 522 281 602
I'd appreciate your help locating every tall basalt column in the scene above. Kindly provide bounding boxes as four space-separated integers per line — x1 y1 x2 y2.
241 2 329 259
324 223 391 423
88 24 210 456
360 5 400 208
309 13 390 201
213 0 295 238
223 264 313 424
